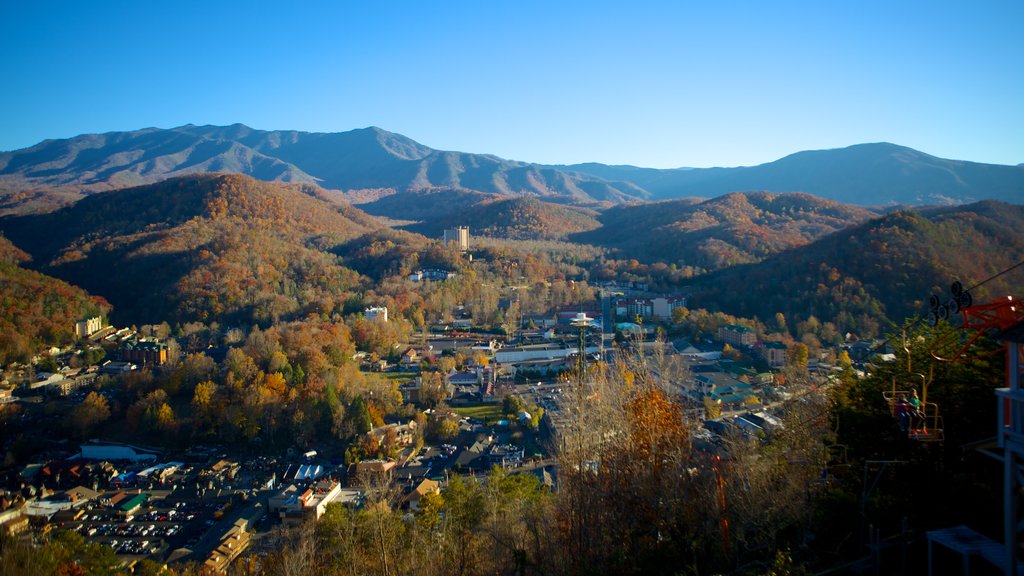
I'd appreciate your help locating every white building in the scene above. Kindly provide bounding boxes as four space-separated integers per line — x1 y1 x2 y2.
443 226 469 251
364 306 388 322
269 481 344 524
74 316 103 338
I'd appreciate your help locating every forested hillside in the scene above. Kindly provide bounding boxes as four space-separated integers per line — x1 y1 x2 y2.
0 174 379 326
692 201 1024 337
404 196 601 241
0 235 110 363
574 192 877 270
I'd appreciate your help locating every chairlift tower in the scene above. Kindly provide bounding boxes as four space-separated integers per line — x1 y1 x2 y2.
996 323 1024 576
927 283 1024 575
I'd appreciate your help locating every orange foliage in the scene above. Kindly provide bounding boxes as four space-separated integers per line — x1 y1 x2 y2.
624 387 688 468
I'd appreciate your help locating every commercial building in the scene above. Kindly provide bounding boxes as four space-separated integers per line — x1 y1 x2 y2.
758 341 788 367
718 324 756 347
75 317 104 338
269 480 344 525
443 226 469 251
121 339 168 366
613 295 687 322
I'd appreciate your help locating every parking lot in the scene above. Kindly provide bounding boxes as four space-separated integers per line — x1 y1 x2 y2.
60 500 218 560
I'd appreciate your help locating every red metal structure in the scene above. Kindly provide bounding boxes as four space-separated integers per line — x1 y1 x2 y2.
925 283 1024 575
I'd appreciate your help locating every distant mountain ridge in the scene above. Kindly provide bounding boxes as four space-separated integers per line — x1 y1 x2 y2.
2 125 1022 210
558 143 1024 206
0 124 648 207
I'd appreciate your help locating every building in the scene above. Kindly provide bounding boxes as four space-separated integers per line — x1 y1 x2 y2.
405 479 440 511
118 493 148 517
718 324 756 347
121 339 168 366
74 316 103 338
99 361 135 374
367 421 419 448
352 459 397 485
693 371 757 409
269 481 344 525
613 295 687 322
364 306 388 322
443 226 469 251
410 268 458 282
204 520 251 573
757 341 788 367
78 440 160 463
487 444 524 469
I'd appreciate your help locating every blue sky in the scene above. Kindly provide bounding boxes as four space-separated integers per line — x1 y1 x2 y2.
2 1 1022 168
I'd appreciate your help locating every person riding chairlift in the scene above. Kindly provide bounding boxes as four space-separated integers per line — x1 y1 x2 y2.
908 388 926 433
894 393 911 433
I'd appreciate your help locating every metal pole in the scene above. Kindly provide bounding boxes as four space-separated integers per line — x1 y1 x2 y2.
1007 341 1020 576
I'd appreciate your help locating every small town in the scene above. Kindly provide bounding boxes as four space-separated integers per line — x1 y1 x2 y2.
0 225 884 573
2 8 1022 572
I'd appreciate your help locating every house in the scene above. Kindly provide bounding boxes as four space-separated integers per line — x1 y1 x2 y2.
405 479 440 511
399 348 421 370
364 306 388 322
454 444 488 472
522 314 556 329
368 421 418 448
0 515 29 537
207 459 242 480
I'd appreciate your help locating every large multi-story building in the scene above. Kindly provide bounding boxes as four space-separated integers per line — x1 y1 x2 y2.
718 324 756 347
613 295 687 322
121 339 168 366
74 316 104 338
757 341 788 367
443 226 469 251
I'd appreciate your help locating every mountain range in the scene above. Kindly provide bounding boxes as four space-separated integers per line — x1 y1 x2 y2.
1 172 1021 343
1 124 1022 339
2 125 1022 214
556 143 1024 206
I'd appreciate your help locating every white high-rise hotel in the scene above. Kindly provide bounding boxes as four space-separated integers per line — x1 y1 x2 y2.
443 226 469 251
